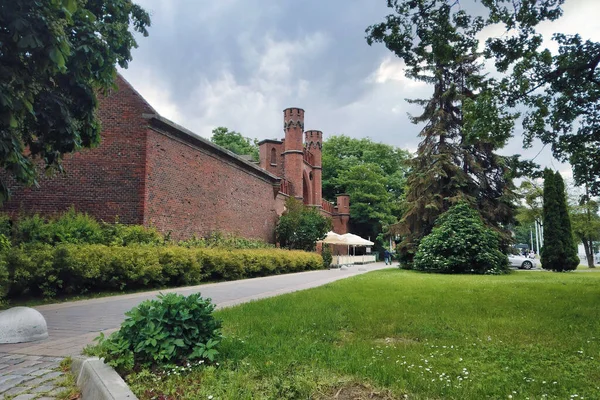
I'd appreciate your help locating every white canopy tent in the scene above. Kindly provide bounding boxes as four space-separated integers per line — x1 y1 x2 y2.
318 231 348 245
340 233 374 246
326 232 376 266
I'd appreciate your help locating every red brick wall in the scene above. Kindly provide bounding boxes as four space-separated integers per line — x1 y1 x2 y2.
144 126 281 241
1 75 153 223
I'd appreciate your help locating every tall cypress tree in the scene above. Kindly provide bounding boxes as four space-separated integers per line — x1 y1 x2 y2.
541 169 560 270
541 169 579 271
553 171 580 271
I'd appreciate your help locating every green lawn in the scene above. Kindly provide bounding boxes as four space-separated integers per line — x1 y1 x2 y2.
128 269 600 399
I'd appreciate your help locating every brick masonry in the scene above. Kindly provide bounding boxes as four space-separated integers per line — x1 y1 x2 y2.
2 76 153 225
1 75 349 240
144 123 281 242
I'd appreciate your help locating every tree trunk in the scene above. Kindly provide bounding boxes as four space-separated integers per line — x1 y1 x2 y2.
584 238 596 268
583 184 595 268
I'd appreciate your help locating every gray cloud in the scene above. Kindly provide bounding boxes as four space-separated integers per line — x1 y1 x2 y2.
119 0 599 179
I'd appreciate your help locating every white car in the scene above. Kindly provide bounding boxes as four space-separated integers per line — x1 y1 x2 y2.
508 254 537 270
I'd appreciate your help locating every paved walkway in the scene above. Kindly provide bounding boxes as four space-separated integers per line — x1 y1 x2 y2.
0 263 390 358
0 354 66 399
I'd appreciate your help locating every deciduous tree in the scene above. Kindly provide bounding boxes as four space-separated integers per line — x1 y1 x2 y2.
0 0 150 202
570 198 600 268
321 135 410 248
210 127 259 162
276 197 331 252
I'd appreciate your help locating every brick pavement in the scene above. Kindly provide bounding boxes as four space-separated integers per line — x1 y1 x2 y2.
0 353 68 399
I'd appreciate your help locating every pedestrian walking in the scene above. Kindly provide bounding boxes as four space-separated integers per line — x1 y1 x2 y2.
384 249 391 265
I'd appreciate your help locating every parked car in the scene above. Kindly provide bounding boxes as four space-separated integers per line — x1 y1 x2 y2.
508 254 537 269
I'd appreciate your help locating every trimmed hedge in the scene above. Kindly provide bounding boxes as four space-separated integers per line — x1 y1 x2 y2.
3 245 323 300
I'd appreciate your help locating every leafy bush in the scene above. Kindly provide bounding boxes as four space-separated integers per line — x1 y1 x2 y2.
321 245 333 269
179 231 273 249
0 215 11 237
101 222 164 246
13 208 104 245
413 202 509 274
276 197 331 251
0 235 10 302
5 245 323 300
6 244 58 297
157 247 204 286
88 293 222 375
8 209 162 247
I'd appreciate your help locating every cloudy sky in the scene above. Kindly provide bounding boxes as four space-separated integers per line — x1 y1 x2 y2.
119 0 600 177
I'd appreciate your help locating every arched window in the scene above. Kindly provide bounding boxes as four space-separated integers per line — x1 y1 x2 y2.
270 148 277 165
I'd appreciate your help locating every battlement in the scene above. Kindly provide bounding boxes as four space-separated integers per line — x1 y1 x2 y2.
304 130 322 150
283 107 304 131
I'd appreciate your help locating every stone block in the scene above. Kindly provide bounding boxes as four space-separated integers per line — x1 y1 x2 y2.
0 307 48 344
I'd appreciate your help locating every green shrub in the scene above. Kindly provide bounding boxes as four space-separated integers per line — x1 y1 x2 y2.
0 260 8 304
0 215 12 238
413 202 509 274
0 235 10 301
157 247 203 286
179 231 273 249
53 244 112 293
101 223 164 246
13 214 53 244
276 198 331 251
5 245 323 300
89 293 222 375
13 208 104 245
7 244 59 297
321 245 333 269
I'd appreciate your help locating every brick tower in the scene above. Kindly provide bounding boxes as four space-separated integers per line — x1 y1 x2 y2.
282 108 304 198
305 130 322 206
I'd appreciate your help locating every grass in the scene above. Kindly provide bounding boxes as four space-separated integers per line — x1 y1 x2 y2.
128 269 600 399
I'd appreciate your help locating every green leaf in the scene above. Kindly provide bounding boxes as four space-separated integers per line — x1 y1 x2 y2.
49 48 65 69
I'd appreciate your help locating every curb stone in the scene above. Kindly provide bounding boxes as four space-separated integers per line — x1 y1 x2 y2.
71 357 137 400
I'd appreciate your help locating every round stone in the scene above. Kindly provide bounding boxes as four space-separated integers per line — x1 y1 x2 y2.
0 307 48 344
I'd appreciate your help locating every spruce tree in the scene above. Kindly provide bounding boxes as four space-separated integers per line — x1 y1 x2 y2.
367 1 518 264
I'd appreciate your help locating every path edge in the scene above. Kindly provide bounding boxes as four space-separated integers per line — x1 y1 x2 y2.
71 356 138 400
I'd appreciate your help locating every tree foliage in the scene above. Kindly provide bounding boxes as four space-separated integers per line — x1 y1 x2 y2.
541 169 579 272
366 0 519 264
570 193 600 268
413 202 508 274
0 0 150 203
483 1 600 195
321 135 410 248
210 127 259 162
276 197 331 252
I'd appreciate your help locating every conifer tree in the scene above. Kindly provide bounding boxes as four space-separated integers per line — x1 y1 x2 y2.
553 171 579 271
367 1 518 264
541 169 579 271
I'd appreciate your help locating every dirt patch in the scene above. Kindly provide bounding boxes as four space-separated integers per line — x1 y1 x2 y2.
317 383 401 400
373 337 417 345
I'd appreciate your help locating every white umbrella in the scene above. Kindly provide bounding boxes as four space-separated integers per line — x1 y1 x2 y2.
318 231 348 245
340 233 374 246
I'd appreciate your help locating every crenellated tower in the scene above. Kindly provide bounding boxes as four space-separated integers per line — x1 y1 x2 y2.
282 108 304 198
305 130 322 206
